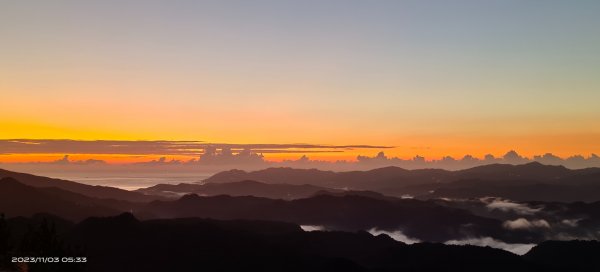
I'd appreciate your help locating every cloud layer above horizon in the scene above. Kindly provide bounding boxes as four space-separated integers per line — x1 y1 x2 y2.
0 139 390 156
1 139 600 171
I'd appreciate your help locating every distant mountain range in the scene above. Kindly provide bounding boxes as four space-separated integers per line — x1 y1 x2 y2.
204 162 589 187
2 176 503 242
198 162 600 202
137 180 341 199
3 171 600 244
1 164 600 271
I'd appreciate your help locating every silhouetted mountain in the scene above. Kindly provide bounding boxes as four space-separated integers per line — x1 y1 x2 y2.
2 175 517 242
4 213 75 241
454 162 572 181
204 166 449 189
136 180 341 199
423 181 600 202
418 168 600 202
206 168 339 185
68 214 531 272
0 168 159 202
141 193 539 243
5 214 600 271
524 240 600 271
2 169 600 271
203 163 600 201
311 189 399 201
0 176 545 243
0 177 129 221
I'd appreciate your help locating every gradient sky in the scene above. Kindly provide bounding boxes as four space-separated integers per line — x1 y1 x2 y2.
1 0 600 162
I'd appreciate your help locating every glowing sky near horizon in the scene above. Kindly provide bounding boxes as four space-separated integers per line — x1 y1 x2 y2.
1 0 600 162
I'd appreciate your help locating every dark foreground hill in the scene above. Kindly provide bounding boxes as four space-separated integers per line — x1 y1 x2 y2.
523 240 600 271
0 177 143 221
0 177 123 221
2 214 599 272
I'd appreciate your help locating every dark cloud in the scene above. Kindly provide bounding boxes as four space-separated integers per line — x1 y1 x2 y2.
0 139 391 156
0 140 203 155
2 140 600 170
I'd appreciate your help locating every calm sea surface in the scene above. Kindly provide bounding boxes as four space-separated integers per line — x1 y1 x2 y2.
35 172 214 190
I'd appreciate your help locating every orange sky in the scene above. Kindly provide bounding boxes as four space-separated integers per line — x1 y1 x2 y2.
0 133 599 164
2 1 600 164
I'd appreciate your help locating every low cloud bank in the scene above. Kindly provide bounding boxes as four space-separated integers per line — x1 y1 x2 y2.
482 197 542 215
367 228 421 244
300 225 325 232
503 218 550 230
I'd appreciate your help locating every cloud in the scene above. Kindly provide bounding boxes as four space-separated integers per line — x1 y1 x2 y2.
482 198 542 215
50 155 107 165
533 153 564 165
300 225 325 232
560 219 582 227
133 157 186 166
3 140 600 170
367 228 421 244
0 139 390 156
502 218 550 230
502 150 529 164
445 237 535 255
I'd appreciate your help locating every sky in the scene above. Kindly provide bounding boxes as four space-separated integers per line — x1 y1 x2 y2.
1 0 600 163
